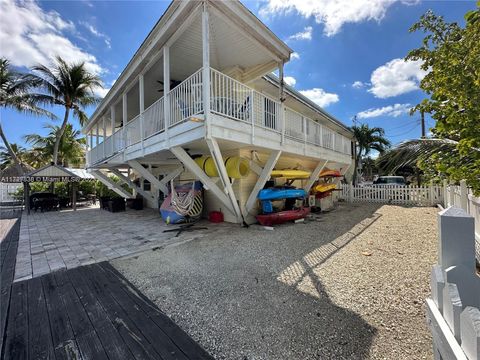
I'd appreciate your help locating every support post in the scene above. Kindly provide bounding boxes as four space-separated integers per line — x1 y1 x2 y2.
127 160 169 195
111 105 116 153
170 146 237 219
139 74 145 152
111 169 154 201
90 170 132 198
205 138 242 222
95 122 99 146
102 116 106 158
202 2 211 138
278 61 285 144
304 160 328 193
163 46 170 137
245 150 281 214
122 93 127 157
72 182 77 211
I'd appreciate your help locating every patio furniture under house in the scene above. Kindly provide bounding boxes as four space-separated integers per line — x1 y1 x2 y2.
83 0 355 224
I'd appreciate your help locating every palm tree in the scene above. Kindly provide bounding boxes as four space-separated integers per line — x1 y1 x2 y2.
351 124 391 184
0 58 55 174
24 123 86 168
31 56 102 165
378 138 478 172
0 143 31 171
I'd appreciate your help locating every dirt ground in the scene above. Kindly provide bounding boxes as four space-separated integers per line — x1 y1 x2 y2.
113 203 438 359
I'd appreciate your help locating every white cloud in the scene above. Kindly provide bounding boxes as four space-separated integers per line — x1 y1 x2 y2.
291 52 300 60
357 103 412 119
369 58 427 98
284 76 296 86
0 0 104 74
352 81 365 89
80 21 111 49
299 88 339 107
260 0 418 36
287 26 312 41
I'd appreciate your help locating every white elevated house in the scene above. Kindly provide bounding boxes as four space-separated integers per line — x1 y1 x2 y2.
83 0 355 224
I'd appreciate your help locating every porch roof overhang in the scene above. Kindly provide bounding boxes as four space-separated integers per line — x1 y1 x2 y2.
83 0 293 134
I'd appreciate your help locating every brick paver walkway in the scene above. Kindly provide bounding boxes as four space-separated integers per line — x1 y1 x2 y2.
14 207 217 282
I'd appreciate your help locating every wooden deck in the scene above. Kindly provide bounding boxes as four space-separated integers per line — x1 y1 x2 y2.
1 214 213 360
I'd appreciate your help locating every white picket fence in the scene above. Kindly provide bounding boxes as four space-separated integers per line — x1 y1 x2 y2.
339 183 444 206
427 208 480 360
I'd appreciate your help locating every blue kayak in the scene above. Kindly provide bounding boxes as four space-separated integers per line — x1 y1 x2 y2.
258 188 306 201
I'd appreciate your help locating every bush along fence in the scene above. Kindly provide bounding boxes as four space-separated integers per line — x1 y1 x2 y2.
427 207 480 360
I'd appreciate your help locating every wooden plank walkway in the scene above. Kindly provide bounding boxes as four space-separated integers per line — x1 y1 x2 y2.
0 214 21 359
1 214 213 360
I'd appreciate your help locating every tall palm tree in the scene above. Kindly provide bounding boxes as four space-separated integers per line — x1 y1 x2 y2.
352 124 391 184
0 58 55 174
24 123 86 168
31 56 102 165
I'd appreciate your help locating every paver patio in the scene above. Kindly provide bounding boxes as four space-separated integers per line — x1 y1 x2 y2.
14 206 220 282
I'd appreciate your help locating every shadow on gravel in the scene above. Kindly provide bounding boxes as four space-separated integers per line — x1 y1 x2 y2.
113 203 384 359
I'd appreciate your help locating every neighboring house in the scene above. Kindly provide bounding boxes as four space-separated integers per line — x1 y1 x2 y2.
83 0 355 224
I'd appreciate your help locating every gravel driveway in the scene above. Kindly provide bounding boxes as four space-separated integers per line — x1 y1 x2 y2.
113 203 438 359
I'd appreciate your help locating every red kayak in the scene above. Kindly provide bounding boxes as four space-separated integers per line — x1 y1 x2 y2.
256 207 311 226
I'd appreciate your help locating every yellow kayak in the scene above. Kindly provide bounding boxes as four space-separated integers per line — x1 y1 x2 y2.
314 183 336 193
271 169 311 179
319 169 342 178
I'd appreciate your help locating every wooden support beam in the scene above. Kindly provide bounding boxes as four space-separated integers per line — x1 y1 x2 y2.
90 170 133 198
206 138 242 222
111 169 154 200
170 146 237 218
158 166 183 190
304 160 328 193
127 160 168 195
245 150 281 214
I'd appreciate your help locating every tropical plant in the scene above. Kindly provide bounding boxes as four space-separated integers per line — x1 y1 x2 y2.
0 58 55 174
351 124 391 184
0 143 31 171
31 56 102 165
405 3 480 193
24 123 87 168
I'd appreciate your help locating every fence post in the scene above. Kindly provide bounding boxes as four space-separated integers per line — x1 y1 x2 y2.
459 180 468 212
443 179 448 208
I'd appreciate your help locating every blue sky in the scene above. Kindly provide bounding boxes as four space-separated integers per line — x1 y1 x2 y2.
0 0 476 150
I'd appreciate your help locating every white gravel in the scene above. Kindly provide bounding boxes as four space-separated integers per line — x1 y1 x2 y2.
113 203 438 359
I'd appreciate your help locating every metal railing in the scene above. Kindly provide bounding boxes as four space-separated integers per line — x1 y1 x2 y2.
87 66 352 165
125 115 141 146
143 96 165 138
168 68 203 126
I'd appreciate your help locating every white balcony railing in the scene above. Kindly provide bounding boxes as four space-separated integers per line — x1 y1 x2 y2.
125 115 141 147
87 67 352 166
169 69 203 126
143 97 164 138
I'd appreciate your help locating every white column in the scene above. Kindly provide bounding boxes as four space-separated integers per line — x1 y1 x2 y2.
122 93 127 152
163 46 170 139
139 74 145 151
110 105 115 153
278 61 285 144
202 2 211 137
95 122 99 146
102 116 106 158
89 131 93 149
